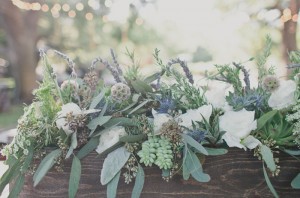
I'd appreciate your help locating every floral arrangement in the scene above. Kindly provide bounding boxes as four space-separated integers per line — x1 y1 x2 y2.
1 36 300 198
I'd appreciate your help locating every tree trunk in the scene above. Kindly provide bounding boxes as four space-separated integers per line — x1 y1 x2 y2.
282 0 300 64
0 0 40 102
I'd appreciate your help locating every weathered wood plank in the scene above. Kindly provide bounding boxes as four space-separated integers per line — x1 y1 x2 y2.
17 148 300 197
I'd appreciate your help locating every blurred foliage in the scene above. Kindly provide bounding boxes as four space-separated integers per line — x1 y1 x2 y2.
192 46 213 63
0 105 23 129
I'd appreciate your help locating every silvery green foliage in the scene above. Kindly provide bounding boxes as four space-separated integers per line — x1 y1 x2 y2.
101 147 131 185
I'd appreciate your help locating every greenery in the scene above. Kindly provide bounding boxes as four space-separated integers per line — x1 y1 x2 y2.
1 36 300 198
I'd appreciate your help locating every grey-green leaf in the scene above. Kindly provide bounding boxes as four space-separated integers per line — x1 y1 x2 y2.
182 134 208 155
8 174 25 198
107 171 121 198
77 137 99 160
191 169 210 183
33 149 62 187
132 165 145 198
205 147 228 156
291 173 300 189
89 88 106 109
69 156 81 198
284 149 300 156
88 116 112 135
101 147 131 185
263 163 279 198
260 145 276 172
66 133 78 159
129 100 152 115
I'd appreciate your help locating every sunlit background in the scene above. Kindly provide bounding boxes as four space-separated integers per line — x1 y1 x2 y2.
0 0 299 130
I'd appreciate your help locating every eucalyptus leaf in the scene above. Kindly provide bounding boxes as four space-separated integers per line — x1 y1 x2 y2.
260 145 276 172
8 174 25 198
21 147 34 173
191 169 211 183
182 134 208 155
69 156 81 198
129 100 152 115
131 79 153 94
132 165 145 198
33 149 62 187
119 134 146 143
161 169 170 178
204 147 228 156
66 133 78 159
77 137 99 160
101 147 131 185
88 116 112 135
257 110 277 130
89 89 106 109
99 100 108 117
263 163 279 198
103 117 136 128
291 173 300 189
144 72 161 83
0 160 21 194
107 171 121 198
284 149 300 156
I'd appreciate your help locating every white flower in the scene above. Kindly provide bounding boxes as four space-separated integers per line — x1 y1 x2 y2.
56 103 99 135
177 105 212 129
219 109 258 150
96 126 127 154
204 83 232 108
268 80 297 110
152 109 173 134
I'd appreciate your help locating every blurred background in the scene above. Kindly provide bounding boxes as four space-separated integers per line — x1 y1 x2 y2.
0 0 299 131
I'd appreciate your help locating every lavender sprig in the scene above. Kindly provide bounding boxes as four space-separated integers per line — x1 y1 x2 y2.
110 49 123 75
167 58 194 84
91 57 122 83
233 62 250 92
54 50 77 78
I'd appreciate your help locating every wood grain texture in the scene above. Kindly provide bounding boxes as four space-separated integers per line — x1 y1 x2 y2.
17 148 300 198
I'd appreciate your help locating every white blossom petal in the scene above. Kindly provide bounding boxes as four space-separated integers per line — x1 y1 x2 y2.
222 133 245 149
219 109 257 139
204 83 232 108
152 109 173 134
268 80 297 110
177 105 212 129
96 126 127 154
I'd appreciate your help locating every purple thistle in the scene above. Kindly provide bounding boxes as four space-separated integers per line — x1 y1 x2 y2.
188 130 206 143
233 62 250 92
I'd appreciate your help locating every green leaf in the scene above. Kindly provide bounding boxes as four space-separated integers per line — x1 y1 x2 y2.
161 169 170 178
182 134 208 155
33 149 62 187
131 79 153 94
66 133 78 159
21 147 34 173
119 134 146 143
263 163 279 198
107 171 121 198
103 117 136 128
0 160 21 194
131 165 145 198
291 173 300 189
191 169 210 183
89 89 106 109
257 110 277 130
88 116 112 135
260 145 276 172
8 174 25 198
99 100 108 117
69 156 81 198
129 100 152 115
284 149 300 156
144 72 161 83
101 147 131 185
205 147 228 156
77 137 99 160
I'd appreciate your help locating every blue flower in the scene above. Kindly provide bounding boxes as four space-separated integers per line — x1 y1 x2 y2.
188 130 206 143
157 95 176 114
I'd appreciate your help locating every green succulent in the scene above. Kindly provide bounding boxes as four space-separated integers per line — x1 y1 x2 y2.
137 137 159 166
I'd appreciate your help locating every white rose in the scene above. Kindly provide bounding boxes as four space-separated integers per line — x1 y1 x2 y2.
268 80 297 110
219 109 258 150
152 109 173 134
204 83 232 108
96 126 127 154
177 105 212 129
56 103 99 135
